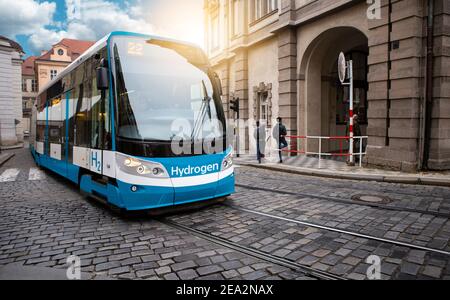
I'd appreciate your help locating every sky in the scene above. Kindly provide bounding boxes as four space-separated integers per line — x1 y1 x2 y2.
0 0 205 57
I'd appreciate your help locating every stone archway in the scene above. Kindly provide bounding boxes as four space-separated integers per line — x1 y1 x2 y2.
298 27 369 154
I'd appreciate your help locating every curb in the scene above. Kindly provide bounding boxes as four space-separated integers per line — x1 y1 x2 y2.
0 153 15 167
0 143 24 151
236 161 450 188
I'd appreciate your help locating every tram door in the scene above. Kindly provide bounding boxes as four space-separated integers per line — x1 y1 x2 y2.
47 92 69 177
61 91 72 178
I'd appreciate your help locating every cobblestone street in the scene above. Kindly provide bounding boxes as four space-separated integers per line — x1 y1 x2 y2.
0 148 449 280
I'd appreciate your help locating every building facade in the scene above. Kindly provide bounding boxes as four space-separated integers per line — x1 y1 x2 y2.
22 56 38 134
35 38 95 91
204 0 450 172
0 36 24 147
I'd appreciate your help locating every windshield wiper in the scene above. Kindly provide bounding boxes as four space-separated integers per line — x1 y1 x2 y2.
191 80 212 140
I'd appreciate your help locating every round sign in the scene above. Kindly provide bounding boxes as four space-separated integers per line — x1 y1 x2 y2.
338 52 346 84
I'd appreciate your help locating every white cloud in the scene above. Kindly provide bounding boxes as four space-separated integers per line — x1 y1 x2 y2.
27 27 72 54
129 0 205 47
65 0 155 41
0 0 56 37
0 0 204 55
0 0 156 54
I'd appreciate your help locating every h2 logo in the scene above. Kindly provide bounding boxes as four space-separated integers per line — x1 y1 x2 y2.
91 150 102 174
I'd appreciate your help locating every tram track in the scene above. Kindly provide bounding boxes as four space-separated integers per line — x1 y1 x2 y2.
160 201 450 281
158 218 347 280
224 204 450 257
236 183 450 219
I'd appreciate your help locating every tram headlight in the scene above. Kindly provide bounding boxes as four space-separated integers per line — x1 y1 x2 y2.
221 152 233 171
116 153 169 178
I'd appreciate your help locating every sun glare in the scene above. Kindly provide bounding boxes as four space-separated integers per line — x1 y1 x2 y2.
149 1 205 49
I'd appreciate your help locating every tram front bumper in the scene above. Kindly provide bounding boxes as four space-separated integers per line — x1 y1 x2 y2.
114 172 235 211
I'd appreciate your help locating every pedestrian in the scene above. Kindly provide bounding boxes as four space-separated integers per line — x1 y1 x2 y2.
254 121 266 163
273 117 288 163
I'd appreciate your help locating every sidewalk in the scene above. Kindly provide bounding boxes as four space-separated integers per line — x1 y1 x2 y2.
235 155 450 187
0 152 15 167
0 142 24 151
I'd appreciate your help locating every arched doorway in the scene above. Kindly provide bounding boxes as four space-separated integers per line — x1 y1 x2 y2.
299 27 369 155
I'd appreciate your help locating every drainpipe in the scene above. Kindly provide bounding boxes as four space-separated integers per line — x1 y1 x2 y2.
422 0 435 170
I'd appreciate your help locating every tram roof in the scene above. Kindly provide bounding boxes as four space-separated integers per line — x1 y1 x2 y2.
38 31 204 97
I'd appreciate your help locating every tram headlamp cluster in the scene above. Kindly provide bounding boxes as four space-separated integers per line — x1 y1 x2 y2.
221 152 233 171
116 153 169 178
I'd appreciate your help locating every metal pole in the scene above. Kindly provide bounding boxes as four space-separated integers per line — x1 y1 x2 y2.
0 121 2 154
359 137 363 168
256 123 261 164
349 60 354 165
236 109 240 158
422 0 435 170
318 137 322 169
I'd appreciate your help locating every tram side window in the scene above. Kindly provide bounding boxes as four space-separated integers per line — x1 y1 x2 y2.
91 55 111 150
48 96 64 144
74 83 92 148
91 77 103 149
68 87 79 163
73 64 85 87
36 93 47 143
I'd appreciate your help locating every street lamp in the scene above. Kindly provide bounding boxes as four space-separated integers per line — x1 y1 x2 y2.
338 52 355 166
230 97 240 158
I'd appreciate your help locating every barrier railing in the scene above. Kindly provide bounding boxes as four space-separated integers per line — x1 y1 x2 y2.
282 135 369 169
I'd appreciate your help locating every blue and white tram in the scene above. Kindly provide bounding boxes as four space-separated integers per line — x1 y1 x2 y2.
30 32 235 211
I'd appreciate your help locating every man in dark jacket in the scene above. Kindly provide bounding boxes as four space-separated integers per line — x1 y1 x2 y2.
273 117 289 163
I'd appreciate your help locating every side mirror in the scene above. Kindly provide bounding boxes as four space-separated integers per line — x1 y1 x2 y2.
96 67 109 90
213 72 223 96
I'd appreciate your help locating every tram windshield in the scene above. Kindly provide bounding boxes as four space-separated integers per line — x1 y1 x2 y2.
112 36 225 142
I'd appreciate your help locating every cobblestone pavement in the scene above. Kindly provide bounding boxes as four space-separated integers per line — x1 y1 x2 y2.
168 205 450 280
0 149 312 280
231 188 450 252
237 167 450 216
0 148 449 280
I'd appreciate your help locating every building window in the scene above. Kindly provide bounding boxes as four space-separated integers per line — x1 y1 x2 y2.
31 79 38 92
211 15 220 50
253 82 273 127
22 79 27 92
259 93 269 124
252 0 278 22
58 49 64 56
50 70 58 80
232 0 241 37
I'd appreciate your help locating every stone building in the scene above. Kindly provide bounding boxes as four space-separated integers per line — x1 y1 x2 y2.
0 36 24 147
22 56 38 135
35 38 95 91
204 0 450 171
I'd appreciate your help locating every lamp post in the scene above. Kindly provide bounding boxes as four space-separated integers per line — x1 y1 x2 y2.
230 97 240 158
338 52 354 165
0 121 2 154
